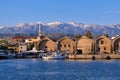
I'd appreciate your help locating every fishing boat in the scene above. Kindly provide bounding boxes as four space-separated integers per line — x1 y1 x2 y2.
42 51 66 60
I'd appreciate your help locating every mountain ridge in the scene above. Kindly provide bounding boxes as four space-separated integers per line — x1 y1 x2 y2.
0 22 120 37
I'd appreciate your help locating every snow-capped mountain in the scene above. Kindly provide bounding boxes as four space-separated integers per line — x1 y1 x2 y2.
0 22 120 37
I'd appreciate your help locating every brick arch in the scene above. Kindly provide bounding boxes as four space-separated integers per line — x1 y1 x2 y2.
58 37 75 54
112 36 120 54
38 39 56 52
95 35 112 54
76 36 93 54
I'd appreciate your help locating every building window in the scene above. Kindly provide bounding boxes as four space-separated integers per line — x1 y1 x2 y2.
101 41 104 44
104 47 106 50
98 47 100 51
64 44 66 47
60 44 62 47
68 44 70 48
45 46 47 48
21 47 22 49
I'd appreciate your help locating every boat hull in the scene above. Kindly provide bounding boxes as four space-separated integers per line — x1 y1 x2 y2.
43 56 66 60
0 56 8 59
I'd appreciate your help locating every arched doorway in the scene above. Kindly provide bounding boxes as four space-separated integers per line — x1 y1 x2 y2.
77 49 82 54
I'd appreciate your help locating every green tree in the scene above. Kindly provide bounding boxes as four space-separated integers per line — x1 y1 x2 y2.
84 30 93 39
73 34 81 40
0 40 9 50
27 43 34 50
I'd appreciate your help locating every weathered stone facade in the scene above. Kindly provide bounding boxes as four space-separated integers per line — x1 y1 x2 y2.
76 36 93 54
36 34 120 55
94 35 112 54
112 35 120 54
57 36 75 54
38 37 56 52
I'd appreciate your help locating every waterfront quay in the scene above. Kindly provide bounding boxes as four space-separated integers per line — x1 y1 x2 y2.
1 52 120 60
69 54 120 60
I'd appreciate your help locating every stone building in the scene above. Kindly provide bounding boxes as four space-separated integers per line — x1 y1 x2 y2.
11 36 24 43
19 43 27 53
76 36 93 54
57 36 75 54
94 35 112 54
8 45 19 53
112 35 120 54
38 37 56 52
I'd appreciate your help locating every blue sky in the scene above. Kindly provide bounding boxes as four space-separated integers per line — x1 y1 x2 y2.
0 0 120 26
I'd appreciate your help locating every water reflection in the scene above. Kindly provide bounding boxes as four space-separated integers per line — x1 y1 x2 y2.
66 59 93 62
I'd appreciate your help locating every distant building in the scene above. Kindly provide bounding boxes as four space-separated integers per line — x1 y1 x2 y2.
57 36 75 54
19 43 27 53
12 36 24 43
38 37 56 52
76 36 93 54
8 45 19 53
94 35 112 54
25 38 39 43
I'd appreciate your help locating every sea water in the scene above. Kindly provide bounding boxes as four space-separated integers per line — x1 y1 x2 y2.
0 59 120 80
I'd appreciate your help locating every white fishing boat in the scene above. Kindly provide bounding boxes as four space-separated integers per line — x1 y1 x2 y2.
42 51 66 60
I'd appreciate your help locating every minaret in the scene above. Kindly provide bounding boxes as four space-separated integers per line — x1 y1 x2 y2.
37 23 42 40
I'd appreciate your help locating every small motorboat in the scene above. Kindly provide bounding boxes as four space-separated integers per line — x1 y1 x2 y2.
6 50 16 59
7 53 16 59
0 50 8 59
42 52 66 60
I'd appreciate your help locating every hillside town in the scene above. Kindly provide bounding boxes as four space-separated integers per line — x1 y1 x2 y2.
0 24 120 60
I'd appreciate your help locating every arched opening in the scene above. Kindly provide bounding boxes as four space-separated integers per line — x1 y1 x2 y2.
106 56 111 60
92 56 96 60
113 38 120 54
38 39 56 52
76 36 93 54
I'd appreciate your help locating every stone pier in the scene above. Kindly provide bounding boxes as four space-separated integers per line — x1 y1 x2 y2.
68 54 120 59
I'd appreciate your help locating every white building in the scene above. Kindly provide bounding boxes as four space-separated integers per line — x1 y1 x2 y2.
19 44 27 53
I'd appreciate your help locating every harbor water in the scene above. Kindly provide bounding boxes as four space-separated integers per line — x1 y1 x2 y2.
0 59 120 80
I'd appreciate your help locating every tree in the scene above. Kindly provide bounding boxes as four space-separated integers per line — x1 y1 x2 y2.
0 40 9 50
27 43 34 50
84 30 93 39
73 34 81 40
